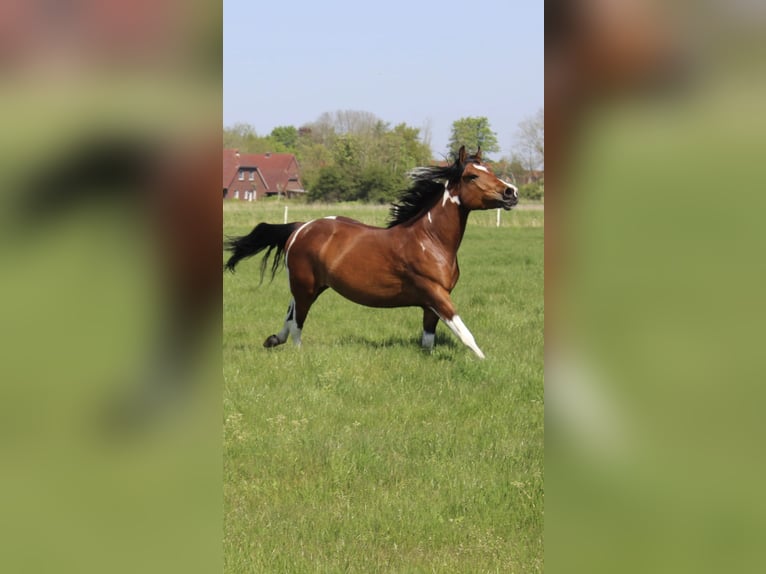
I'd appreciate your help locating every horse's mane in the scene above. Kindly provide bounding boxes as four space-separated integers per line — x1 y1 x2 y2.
386 152 479 228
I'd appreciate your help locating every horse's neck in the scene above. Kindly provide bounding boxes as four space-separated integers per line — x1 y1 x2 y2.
419 194 468 255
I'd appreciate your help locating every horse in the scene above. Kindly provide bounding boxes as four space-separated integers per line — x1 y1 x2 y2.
224 146 518 359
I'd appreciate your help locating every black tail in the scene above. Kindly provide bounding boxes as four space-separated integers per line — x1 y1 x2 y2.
224 222 302 280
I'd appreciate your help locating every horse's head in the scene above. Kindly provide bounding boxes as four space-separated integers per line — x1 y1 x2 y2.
453 146 518 211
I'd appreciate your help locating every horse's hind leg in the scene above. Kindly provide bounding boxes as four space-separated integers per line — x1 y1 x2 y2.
263 299 297 348
289 286 327 347
264 286 326 348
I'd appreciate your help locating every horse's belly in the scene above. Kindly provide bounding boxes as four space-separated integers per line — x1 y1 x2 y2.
327 271 413 308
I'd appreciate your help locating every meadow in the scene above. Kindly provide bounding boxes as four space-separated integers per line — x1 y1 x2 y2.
223 200 544 572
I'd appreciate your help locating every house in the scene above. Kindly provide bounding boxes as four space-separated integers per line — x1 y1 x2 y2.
223 149 269 201
223 149 305 201
251 152 306 198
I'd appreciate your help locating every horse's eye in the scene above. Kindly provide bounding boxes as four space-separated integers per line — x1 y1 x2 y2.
464 174 479 181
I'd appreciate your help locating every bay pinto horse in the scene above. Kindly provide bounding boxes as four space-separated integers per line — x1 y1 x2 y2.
224 146 518 359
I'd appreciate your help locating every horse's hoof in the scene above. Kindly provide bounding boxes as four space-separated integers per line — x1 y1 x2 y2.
263 335 281 348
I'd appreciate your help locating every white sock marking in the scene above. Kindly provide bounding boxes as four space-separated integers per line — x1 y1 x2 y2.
289 322 302 346
421 331 435 350
274 299 295 344
432 310 485 359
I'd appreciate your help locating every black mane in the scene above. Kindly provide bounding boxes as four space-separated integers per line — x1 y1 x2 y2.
386 151 479 228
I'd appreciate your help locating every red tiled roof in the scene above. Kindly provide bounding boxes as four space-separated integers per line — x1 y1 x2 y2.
223 149 269 191
223 149 304 195
223 149 239 188
245 153 303 194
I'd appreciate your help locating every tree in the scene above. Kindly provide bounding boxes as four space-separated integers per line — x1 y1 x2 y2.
515 108 544 171
223 122 258 150
293 138 332 191
316 110 381 136
270 125 298 151
223 123 291 154
447 117 500 158
489 155 526 185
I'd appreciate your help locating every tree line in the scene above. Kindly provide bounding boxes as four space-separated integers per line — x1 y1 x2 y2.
224 109 543 203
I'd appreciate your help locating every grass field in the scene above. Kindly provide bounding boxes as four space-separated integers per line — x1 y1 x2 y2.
223 200 544 572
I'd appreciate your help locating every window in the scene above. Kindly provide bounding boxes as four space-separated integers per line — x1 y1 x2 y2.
238 170 244 181
249 171 255 181
234 190 239 199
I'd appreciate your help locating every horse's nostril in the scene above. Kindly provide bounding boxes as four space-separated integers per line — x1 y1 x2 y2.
504 187 517 199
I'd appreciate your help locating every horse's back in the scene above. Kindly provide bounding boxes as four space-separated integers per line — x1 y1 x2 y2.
290 216 383 245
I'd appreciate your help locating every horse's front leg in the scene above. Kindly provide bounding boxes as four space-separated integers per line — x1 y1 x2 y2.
428 290 485 359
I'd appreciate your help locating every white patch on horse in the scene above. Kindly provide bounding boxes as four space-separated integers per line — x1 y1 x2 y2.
285 219 315 264
473 164 490 173
442 188 461 207
432 308 485 359
324 215 337 220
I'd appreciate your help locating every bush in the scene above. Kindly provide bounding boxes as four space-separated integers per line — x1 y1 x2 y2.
519 182 544 201
307 165 355 202
357 166 403 204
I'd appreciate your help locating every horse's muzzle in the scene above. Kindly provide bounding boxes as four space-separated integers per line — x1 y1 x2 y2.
502 186 519 210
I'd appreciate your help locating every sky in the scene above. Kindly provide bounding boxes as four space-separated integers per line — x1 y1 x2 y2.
223 0 543 160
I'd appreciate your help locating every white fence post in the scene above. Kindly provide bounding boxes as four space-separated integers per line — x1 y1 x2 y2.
284 205 289 224
496 208 501 228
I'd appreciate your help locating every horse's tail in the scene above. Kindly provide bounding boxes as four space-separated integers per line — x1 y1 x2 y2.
224 222 302 280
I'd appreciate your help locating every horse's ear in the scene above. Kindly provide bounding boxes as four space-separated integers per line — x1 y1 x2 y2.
475 146 482 162
457 145 466 165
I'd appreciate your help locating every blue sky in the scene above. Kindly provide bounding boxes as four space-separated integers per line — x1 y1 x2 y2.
223 0 542 159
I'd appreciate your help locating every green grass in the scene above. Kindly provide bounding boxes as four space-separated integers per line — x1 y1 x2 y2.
223 201 543 573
